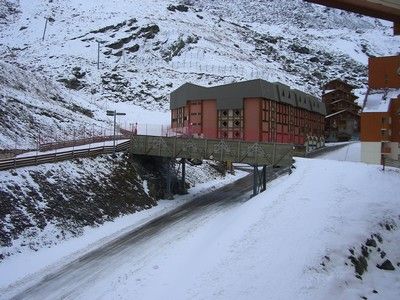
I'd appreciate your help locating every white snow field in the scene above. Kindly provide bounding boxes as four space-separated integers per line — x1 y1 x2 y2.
1 146 399 299
320 142 361 162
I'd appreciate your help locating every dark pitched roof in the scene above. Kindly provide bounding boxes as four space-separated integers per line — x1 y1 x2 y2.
323 79 356 90
170 79 326 115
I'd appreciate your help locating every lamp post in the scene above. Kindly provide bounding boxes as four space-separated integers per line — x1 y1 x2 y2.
106 110 126 155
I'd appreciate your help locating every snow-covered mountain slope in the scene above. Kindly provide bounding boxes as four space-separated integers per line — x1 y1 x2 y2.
0 0 399 148
0 61 108 149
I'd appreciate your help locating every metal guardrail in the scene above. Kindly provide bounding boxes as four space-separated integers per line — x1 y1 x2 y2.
385 158 400 169
0 135 300 171
38 135 128 152
0 142 130 171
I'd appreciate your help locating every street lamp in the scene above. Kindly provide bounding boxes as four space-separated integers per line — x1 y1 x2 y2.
106 110 126 155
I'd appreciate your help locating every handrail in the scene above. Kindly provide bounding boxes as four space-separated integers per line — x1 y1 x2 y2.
0 141 131 171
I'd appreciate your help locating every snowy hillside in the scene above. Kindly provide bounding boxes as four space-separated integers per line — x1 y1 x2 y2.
0 61 108 149
0 0 399 148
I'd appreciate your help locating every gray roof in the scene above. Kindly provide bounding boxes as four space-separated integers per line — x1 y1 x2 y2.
170 79 326 115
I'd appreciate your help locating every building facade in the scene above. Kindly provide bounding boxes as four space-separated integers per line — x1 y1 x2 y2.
170 79 326 150
361 55 400 165
322 79 360 141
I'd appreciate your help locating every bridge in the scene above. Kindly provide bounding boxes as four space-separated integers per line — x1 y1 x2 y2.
0 134 300 196
130 135 297 197
129 135 294 166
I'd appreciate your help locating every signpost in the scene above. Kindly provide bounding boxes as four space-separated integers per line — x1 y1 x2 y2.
106 110 126 155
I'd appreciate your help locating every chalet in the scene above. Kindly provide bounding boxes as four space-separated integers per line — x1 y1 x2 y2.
361 55 400 165
322 79 361 141
170 79 326 151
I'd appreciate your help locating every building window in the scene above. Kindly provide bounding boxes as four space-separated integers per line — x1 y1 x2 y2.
177 107 186 127
218 109 243 139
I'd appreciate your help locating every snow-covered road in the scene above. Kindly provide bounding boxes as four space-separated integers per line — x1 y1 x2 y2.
3 169 277 299
3 143 400 299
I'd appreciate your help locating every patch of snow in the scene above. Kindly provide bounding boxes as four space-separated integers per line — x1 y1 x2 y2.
142 180 149 195
320 142 361 162
363 89 400 113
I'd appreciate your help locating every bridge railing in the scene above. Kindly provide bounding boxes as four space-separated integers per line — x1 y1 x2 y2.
1 129 305 171
0 141 130 171
129 135 296 167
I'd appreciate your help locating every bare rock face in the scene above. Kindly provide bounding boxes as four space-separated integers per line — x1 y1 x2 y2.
365 238 377 247
377 259 395 271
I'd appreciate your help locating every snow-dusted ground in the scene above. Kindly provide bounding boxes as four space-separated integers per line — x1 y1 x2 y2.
0 165 248 291
2 144 399 299
320 142 361 162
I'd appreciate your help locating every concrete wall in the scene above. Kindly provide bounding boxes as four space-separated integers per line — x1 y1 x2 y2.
244 98 261 142
389 142 399 160
361 142 381 164
202 100 218 139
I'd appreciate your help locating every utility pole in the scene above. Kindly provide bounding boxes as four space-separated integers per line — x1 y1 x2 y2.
97 40 101 70
42 17 48 41
106 110 126 155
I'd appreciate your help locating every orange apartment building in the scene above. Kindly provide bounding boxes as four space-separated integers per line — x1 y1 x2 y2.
361 55 400 165
170 79 326 151
322 79 361 141
304 1 400 166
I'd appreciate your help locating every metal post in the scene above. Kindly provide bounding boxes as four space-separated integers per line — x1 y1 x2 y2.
72 129 76 157
113 110 116 155
42 17 48 41
252 165 258 197
97 41 100 70
181 158 186 193
262 165 267 192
